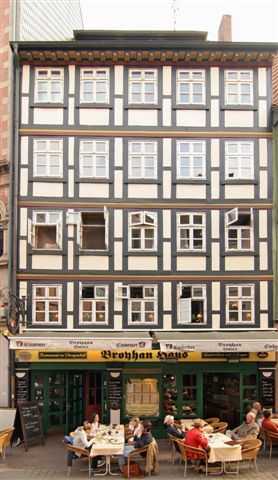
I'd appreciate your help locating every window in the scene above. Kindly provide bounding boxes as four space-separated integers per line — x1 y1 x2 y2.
129 212 157 251
125 378 159 417
80 140 109 178
33 285 62 324
177 141 206 179
80 68 109 103
176 70 205 104
226 285 254 323
225 141 254 179
33 139 63 177
80 284 108 324
177 213 205 251
225 70 253 105
178 284 206 324
78 210 108 250
128 69 157 104
128 141 157 179
225 208 253 251
35 68 63 103
28 212 62 249
128 285 157 325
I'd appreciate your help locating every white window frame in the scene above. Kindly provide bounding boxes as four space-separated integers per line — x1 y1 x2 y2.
80 68 109 103
128 69 157 104
32 284 62 324
176 69 206 105
128 285 158 325
79 283 108 325
177 284 207 325
225 208 253 251
128 211 157 251
226 284 254 324
33 139 63 177
177 141 206 179
128 141 157 179
225 141 254 179
224 70 253 106
28 211 62 250
77 208 108 251
34 68 64 103
177 212 206 252
79 140 109 178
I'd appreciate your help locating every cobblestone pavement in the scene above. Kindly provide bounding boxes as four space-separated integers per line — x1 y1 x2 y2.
0 436 277 479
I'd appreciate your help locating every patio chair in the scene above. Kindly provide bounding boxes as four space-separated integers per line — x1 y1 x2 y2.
168 433 182 464
211 421 228 434
204 417 219 424
127 439 159 477
66 444 92 477
177 440 208 478
265 430 278 459
0 428 15 449
236 438 262 475
0 433 9 461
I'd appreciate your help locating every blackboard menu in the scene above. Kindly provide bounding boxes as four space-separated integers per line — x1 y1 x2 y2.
108 372 122 410
18 401 44 451
260 370 275 408
15 371 29 402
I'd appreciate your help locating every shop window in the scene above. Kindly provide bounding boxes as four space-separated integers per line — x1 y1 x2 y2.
28 211 62 250
80 284 108 324
243 374 258 414
78 209 108 250
225 208 253 251
182 374 197 418
163 374 178 416
125 378 159 417
177 284 206 324
128 211 157 251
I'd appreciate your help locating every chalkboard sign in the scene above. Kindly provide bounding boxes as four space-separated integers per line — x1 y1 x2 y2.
108 372 122 411
17 401 44 451
260 370 275 408
15 371 29 403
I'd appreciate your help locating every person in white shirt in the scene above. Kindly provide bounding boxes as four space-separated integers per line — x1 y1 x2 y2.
128 417 142 441
73 425 104 469
89 412 100 435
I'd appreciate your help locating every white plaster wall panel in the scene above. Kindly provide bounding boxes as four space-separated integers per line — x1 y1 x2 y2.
79 183 109 198
163 242 171 270
211 282 220 310
114 171 123 198
114 210 123 238
114 283 123 311
212 314 220 330
259 210 268 238
19 281 28 298
21 137 29 165
114 98 123 125
67 314 74 329
114 315 123 330
225 256 254 270
259 100 267 128
211 171 220 199
163 138 172 167
211 139 219 167
79 108 109 125
67 282 74 311
176 109 206 127
128 256 157 270
176 184 206 199
211 210 220 238
67 224 74 238
33 108 63 124
260 281 268 310
68 137 74 166
259 242 268 270
163 314 172 330
32 255 63 269
128 184 157 198
259 171 268 198
68 65 75 94
176 256 206 271
79 256 109 270
224 110 253 127
20 208 28 236
20 169 28 196
68 241 74 270
33 182 63 197
225 185 254 199
115 138 123 167
22 65 30 93
260 313 268 329
163 210 171 238
114 242 123 270
163 66 172 95
211 242 220 271
210 67 219 96
128 110 158 126
163 99 172 126
258 68 267 97
68 169 74 197
163 282 172 310
210 99 219 127
0 336 9 405
259 139 268 167
114 66 124 95
163 171 172 198
19 240 27 269
21 97 29 124
68 97 75 125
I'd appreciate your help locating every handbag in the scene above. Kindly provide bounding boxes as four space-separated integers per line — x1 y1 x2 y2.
122 463 143 478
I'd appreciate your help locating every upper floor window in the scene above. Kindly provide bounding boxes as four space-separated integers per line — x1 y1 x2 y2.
178 284 206 324
226 285 254 324
35 68 63 103
225 208 253 251
80 140 109 178
78 209 108 250
128 69 157 104
225 141 254 179
129 211 157 251
80 68 109 103
33 285 62 324
176 70 205 104
177 141 206 179
128 285 157 325
128 141 157 179
177 213 205 251
29 211 62 250
33 139 63 177
80 284 108 324
225 70 253 105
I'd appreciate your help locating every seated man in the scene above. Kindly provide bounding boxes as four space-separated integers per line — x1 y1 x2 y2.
262 410 278 433
164 415 186 439
226 412 259 440
250 402 264 427
118 420 153 472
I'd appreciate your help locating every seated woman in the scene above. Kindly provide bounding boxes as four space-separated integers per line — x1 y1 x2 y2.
184 419 209 467
73 424 104 470
127 417 141 441
164 415 186 439
88 412 100 435
262 410 278 433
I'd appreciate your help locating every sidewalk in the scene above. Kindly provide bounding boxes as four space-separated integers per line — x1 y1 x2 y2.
0 435 277 479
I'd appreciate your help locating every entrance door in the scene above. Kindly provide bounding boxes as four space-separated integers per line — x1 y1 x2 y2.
85 371 102 420
203 373 240 428
67 372 84 432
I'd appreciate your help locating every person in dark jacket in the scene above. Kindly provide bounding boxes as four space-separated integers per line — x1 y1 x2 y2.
118 420 153 471
164 414 186 439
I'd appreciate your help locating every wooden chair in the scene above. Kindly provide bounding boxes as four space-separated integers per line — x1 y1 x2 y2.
265 430 278 459
66 444 92 477
168 433 182 464
211 421 228 434
259 428 268 450
127 439 159 477
204 417 219 424
0 428 15 449
0 433 9 461
236 439 262 475
176 440 208 478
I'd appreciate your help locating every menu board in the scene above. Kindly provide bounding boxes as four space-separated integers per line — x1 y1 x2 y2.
15 371 29 402
17 401 44 451
260 370 275 408
108 373 122 411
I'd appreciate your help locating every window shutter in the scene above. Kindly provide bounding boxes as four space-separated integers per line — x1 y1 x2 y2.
28 218 35 247
177 281 183 298
104 206 109 249
225 207 238 226
179 298 192 324
56 215 62 248
116 286 129 299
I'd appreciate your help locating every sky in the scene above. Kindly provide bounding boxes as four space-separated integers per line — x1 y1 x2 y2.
80 0 278 42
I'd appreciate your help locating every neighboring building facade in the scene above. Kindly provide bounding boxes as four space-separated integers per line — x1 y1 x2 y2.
9 30 278 435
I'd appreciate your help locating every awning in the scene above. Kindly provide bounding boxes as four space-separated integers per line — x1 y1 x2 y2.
156 331 278 353
8 332 152 351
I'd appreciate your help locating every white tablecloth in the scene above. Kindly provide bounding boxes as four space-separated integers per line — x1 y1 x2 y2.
208 433 242 463
180 419 213 433
90 426 124 457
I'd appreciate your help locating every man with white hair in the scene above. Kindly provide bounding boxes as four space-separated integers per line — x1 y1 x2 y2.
164 415 186 439
226 412 259 440
250 401 263 427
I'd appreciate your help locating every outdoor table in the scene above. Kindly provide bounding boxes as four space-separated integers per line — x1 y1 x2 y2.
180 419 214 433
90 425 124 476
207 432 242 474
272 418 278 426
